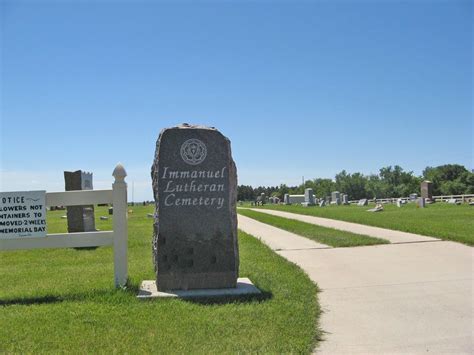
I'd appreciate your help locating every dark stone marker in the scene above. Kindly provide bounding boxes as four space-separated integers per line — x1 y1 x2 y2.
151 124 239 291
64 170 95 233
420 181 433 200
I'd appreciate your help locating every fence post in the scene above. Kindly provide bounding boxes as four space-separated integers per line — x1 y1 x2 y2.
112 163 128 288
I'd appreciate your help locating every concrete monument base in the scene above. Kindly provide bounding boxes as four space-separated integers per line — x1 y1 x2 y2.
137 277 260 299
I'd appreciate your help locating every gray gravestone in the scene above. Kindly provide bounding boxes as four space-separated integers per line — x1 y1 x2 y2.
331 191 341 205
304 188 315 205
284 194 290 205
418 197 426 208
342 194 349 205
151 124 239 291
64 170 95 233
358 199 368 206
420 181 433 200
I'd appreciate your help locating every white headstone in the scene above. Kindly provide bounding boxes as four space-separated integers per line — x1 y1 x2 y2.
418 197 426 208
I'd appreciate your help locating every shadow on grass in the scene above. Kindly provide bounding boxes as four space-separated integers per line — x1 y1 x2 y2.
2 285 272 307
0 289 118 307
180 290 273 306
0 295 64 306
137 291 273 306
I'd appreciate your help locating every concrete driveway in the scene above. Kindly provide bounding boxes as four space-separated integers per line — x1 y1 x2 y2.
238 214 473 354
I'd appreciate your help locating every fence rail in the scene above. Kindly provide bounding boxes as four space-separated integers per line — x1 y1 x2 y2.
433 194 474 202
0 163 128 288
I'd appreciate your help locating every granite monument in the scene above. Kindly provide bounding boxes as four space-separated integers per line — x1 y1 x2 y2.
151 124 239 291
64 170 95 233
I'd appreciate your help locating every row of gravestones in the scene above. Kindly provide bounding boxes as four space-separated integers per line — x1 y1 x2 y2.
283 189 349 206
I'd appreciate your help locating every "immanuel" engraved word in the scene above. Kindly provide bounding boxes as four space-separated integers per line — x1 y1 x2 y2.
161 167 226 180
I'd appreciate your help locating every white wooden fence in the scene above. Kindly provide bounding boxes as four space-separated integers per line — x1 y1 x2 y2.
349 194 474 204
432 194 474 202
0 163 128 288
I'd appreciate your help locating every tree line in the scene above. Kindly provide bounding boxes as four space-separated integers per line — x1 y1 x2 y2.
237 164 474 201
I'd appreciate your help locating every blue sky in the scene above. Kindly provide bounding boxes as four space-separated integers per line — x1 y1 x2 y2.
1 0 472 201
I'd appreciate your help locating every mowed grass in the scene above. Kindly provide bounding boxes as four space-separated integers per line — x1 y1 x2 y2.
238 208 388 247
256 203 474 246
1 206 321 353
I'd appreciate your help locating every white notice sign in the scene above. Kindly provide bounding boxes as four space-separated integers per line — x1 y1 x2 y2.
0 190 47 239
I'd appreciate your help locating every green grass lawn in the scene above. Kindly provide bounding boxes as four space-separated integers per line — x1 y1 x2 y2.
254 203 474 246
1 206 321 353
238 208 388 247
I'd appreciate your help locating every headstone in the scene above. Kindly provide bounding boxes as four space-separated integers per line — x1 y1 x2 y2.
288 195 305 204
367 203 384 212
64 170 95 233
331 191 341 205
396 198 402 207
319 200 326 207
269 196 280 204
342 194 349 205
357 199 368 206
326 196 331 204
284 194 290 205
304 188 315 205
420 181 433 200
100 216 109 220
108 207 114 215
409 193 418 201
418 197 425 208
151 124 239 291
447 198 459 205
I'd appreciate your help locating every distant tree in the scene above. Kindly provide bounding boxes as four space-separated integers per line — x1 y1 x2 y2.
310 178 336 198
237 185 255 201
377 165 420 197
423 164 473 195
335 170 368 200
238 163 473 202
365 175 383 199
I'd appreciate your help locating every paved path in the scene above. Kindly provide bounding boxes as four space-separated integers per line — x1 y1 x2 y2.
237 214 473 354
246 208 439 244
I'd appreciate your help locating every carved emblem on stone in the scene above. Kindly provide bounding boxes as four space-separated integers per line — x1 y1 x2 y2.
180 139 207 165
